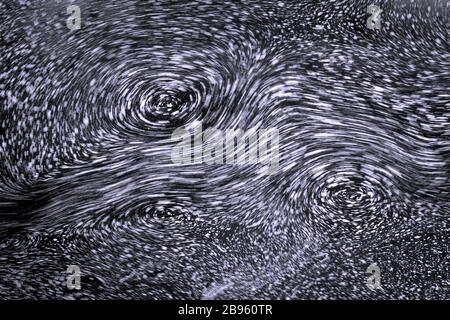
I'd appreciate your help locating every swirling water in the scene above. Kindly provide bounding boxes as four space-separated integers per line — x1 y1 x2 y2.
0 0 448 299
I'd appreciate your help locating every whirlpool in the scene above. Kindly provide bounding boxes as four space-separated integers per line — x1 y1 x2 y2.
0 0 448 300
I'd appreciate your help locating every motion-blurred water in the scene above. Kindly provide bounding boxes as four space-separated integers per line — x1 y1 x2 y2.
0 0 448 299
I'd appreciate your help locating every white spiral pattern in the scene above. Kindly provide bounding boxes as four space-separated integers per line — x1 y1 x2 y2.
0 0 448 299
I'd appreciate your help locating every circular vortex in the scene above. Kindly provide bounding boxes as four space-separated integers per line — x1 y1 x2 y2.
0 0 449 299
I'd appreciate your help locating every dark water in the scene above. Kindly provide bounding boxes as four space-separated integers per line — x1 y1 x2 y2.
0 0 448 299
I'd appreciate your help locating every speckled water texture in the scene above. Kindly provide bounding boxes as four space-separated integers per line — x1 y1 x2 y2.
0 0 449 299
